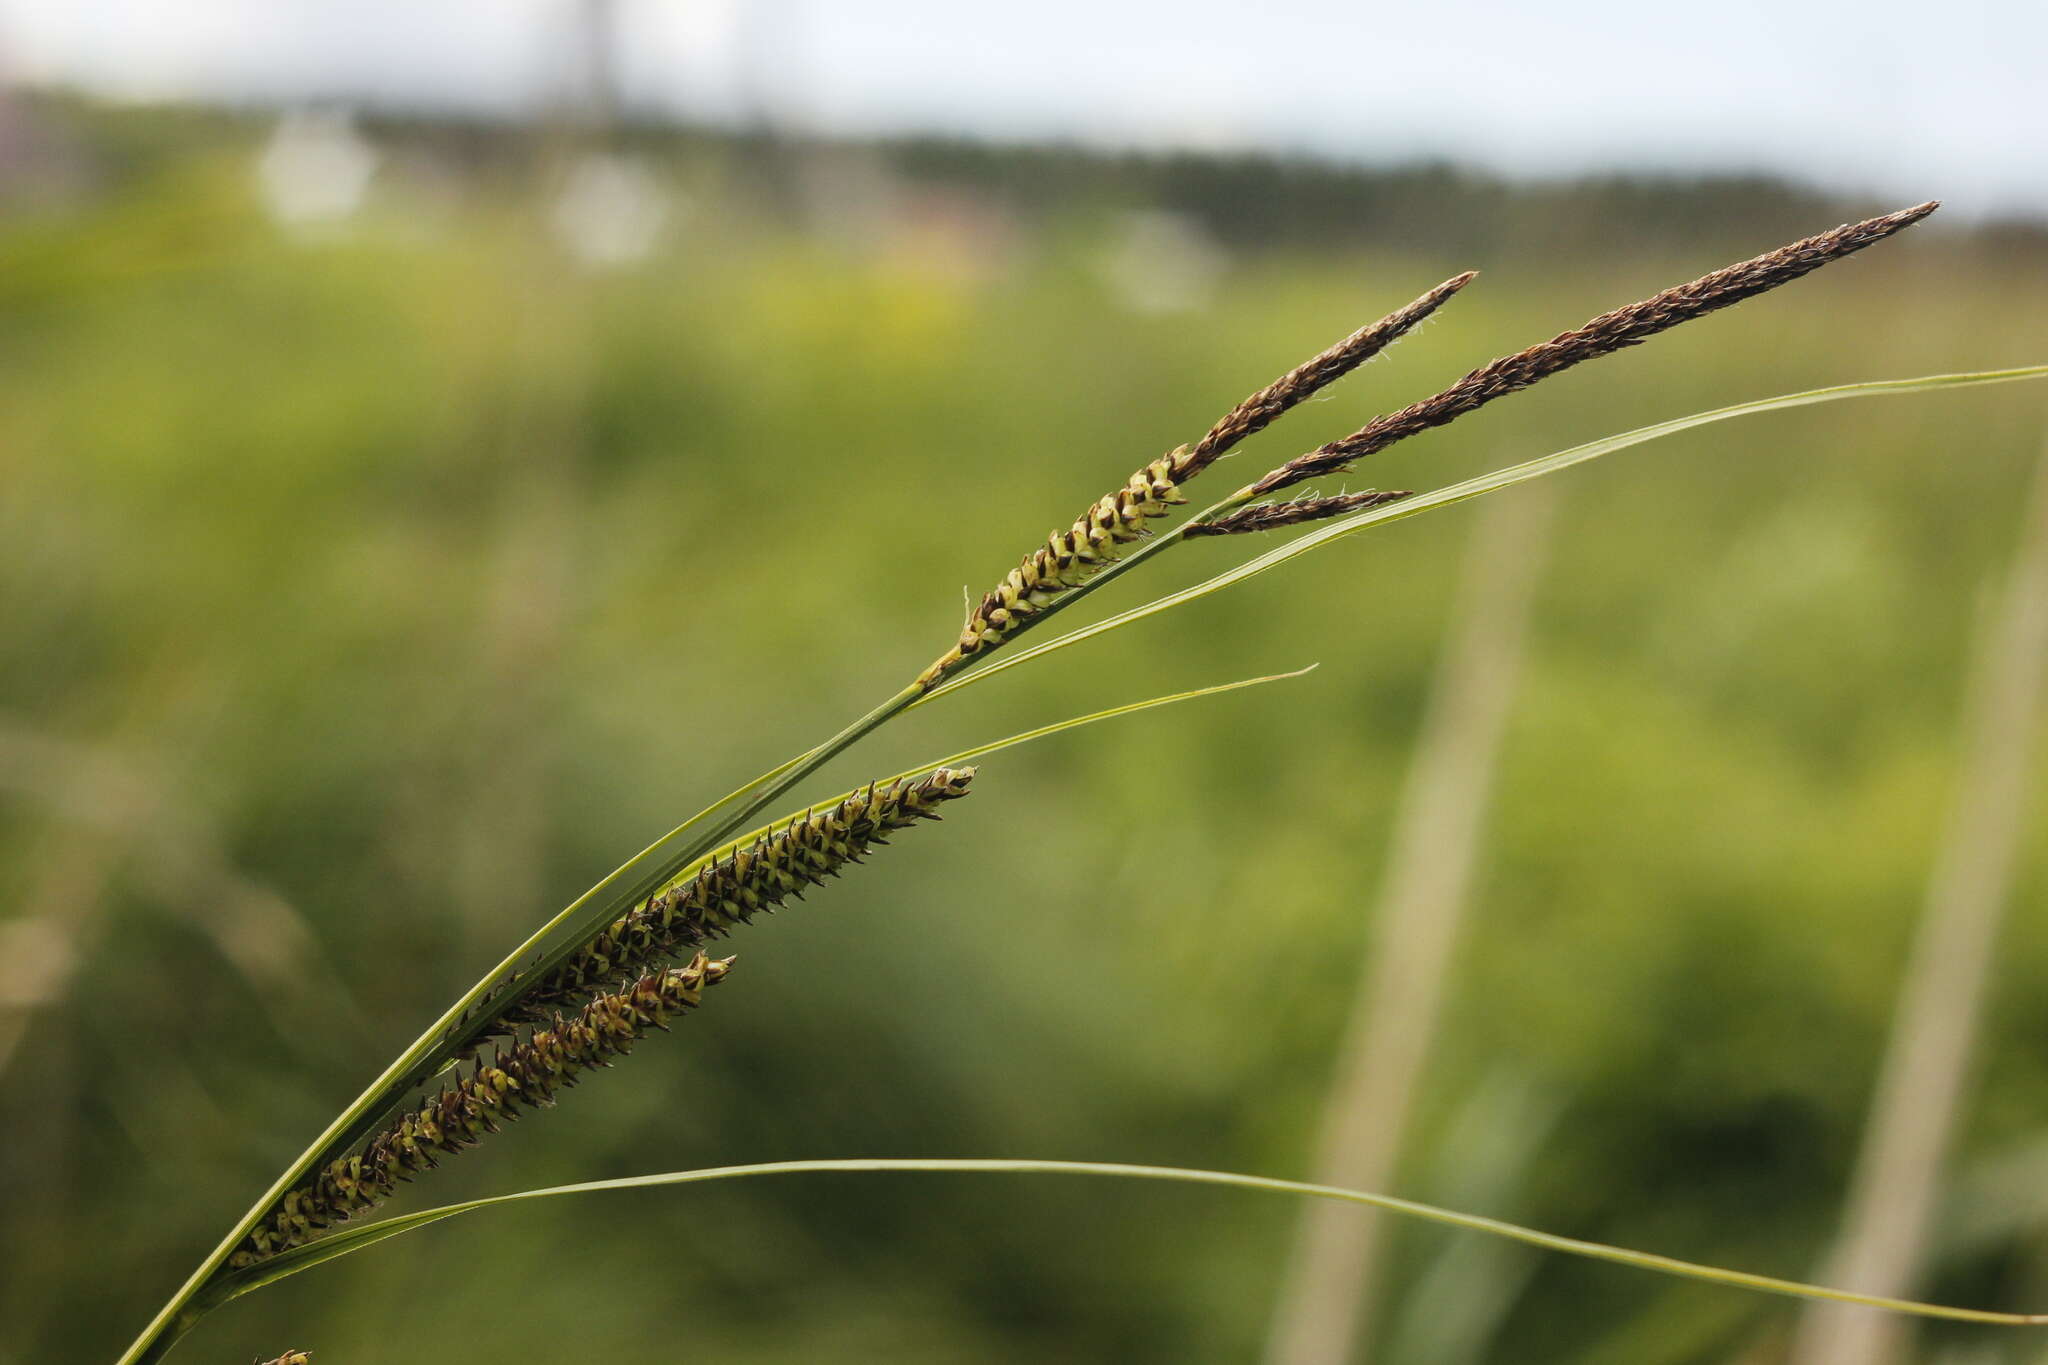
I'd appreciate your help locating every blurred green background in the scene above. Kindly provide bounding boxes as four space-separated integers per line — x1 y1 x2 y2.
3 89 2047 1365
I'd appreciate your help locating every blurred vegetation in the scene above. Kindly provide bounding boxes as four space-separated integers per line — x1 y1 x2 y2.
2 92 2046 1365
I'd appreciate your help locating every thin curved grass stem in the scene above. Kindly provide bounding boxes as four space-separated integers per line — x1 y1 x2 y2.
205 1159 2048 1329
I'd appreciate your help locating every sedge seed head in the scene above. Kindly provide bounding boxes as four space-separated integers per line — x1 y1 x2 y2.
504 767 975 1026
916 275 1475 690
232 955 734 1266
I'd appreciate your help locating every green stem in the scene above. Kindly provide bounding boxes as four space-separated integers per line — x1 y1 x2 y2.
119 485 1243 1365
202 1158 2048 1328
120 365 2048 1361
115 682 925 1365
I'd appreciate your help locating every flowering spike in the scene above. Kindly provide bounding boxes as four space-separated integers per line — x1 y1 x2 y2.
918 459 1188 687
1187 489 1414 537
1178 271 1475 481
232 955 734 1267
913 276 1472 689
501 768 974 1026
1250 203 1938 497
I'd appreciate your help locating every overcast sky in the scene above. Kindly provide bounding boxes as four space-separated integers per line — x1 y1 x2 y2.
4 0 2044 218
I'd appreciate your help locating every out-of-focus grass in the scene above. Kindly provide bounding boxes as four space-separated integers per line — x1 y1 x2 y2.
3 101 2046 1364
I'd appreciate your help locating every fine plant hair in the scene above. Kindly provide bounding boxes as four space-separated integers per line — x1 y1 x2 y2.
113 200 2048 1364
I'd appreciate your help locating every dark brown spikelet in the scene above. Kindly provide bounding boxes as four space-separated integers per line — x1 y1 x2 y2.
1187 489 1415 537
232 955 733 1266
1249 202 1939 497
1177 272 1476 480
914 275 1476 690
505 767 975 1025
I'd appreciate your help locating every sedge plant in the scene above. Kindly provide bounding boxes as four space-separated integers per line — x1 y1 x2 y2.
112 201 2048 1363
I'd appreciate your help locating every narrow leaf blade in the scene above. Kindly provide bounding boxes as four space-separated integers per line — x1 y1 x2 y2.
202 1159 2048 1327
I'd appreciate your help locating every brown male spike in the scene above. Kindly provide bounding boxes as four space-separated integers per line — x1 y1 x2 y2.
1249 202 1939 497
915 273 1474 690
1177 271 1476 481
1187 489 1415 537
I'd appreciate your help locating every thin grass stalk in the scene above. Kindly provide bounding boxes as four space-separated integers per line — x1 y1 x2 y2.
1788 435 2048 1365
1265 482 1556 1365
201 1159 2048 1328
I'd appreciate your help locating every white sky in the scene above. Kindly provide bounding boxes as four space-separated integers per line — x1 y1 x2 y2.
3 0 2044 218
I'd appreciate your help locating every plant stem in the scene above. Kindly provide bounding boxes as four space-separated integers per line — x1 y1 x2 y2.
1265 482 1556 1365
115 679 926 1365
115 365 2048 1361
121 465 1362 1364
1789 437 2048 1365
122 496 1203 1362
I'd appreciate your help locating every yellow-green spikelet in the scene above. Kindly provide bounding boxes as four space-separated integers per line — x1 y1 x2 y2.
917 456 1186 688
